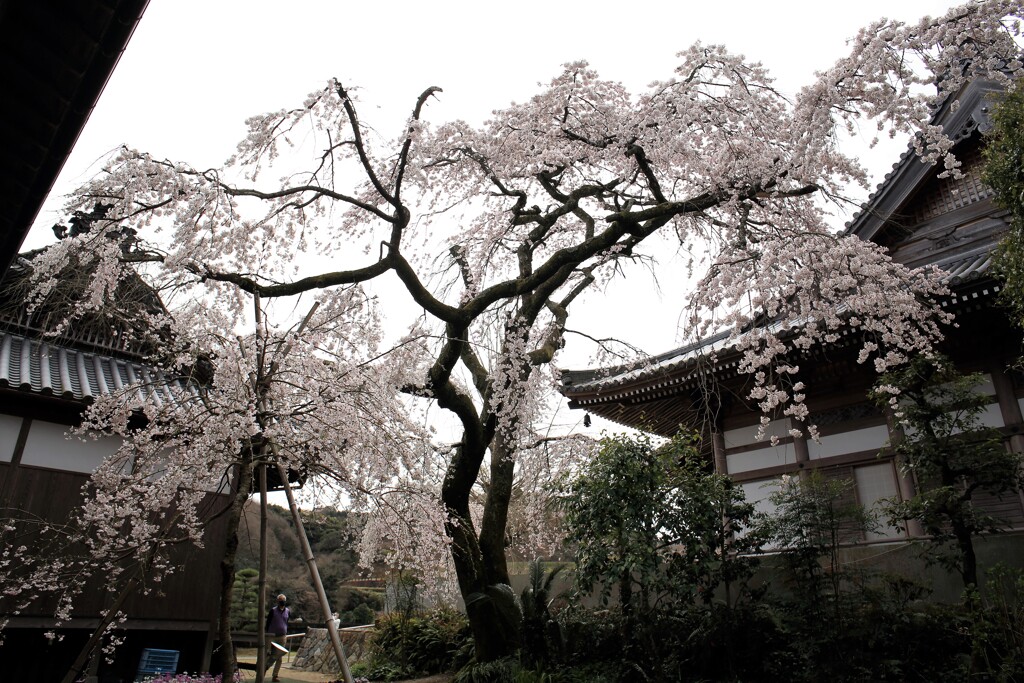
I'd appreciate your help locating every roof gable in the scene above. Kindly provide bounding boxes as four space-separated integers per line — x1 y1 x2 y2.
845 78 1004 246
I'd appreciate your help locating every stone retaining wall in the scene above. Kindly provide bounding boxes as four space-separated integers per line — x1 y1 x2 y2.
292 625 373 673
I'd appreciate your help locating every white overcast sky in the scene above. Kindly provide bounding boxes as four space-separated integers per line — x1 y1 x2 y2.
25 0 967 393
31 0 963 245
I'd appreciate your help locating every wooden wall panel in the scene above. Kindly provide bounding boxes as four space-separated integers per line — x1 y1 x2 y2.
0 461 229 624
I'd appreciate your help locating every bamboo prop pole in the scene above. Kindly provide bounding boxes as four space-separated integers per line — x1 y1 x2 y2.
253 294 270 683
256 463 269 682
250 299 351 681
59 575 140 683
275 459 354 683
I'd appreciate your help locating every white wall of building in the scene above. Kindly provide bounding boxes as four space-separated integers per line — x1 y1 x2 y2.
21 420 122 474
0 414 23 462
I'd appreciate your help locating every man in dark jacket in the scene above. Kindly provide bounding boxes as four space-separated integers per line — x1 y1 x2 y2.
265 593 290 682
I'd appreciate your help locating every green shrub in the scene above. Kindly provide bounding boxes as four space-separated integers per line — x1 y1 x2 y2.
966 564 1024 681
520 559 566 668
365 608 472 680
339 602 377 627
228 567 260 632
453 657 520 683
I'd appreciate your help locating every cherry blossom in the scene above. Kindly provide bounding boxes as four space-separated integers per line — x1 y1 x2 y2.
8 0 1024 663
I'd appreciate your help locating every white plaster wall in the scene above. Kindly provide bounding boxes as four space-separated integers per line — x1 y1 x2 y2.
740 478 782 518
854 462 902 541
727 443 796 474
724 419 790 448
21 421 122 474
972 374 996 396
0 414 23 462
977 402 1005 428
807 424 890 460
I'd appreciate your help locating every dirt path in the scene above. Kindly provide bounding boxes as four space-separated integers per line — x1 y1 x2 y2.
235 658 452 683
235 663 333 682
237 671 453 683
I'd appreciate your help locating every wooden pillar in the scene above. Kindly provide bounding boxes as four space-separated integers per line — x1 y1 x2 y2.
711 429 728 476
0 418 31 511
791 420 810 481
991 365 1024 452
884 408 924 538
201 620 216 675
990 365 1024 518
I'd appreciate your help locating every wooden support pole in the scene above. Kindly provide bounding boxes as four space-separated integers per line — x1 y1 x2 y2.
251 298 350 679
992 364 1024 453
990 365 1024 519
59 576 140 683
256 464 269 682
276 461 354 683
884 408 924 538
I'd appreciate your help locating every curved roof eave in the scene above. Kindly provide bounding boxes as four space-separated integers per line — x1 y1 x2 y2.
0 0 150 281
843 78 1003 241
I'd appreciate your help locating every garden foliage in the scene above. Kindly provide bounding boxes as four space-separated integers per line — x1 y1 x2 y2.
874 357 1024 587
985 86 1024 333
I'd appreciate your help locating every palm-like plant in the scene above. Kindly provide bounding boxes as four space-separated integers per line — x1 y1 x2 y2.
520 559 565 667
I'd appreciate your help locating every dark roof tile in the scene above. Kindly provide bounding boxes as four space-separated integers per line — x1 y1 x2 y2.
0 329 186 404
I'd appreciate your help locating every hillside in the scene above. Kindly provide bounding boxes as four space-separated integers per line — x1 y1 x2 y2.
230 503 383 631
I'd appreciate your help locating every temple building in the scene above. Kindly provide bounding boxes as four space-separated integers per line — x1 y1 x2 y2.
560 77 1024 541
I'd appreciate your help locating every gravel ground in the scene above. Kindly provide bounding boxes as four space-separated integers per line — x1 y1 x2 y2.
235 649 452 683
236 669 452 683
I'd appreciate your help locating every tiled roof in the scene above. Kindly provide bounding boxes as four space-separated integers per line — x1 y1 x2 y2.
560 330 732 393
0 250 169 359
844 78 1000 240
941 251 995 285
563 80 1008 401
561 254 999 397
0 329 192 404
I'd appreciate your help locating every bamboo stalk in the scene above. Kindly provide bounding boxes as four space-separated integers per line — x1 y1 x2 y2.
59 576 140 683
276 461 354 683
256 463 269 682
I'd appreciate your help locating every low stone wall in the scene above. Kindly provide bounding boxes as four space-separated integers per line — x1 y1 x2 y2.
292 625 373 673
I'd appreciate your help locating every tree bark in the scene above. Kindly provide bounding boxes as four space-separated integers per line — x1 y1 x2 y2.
446 513 521 662
956 522 979 588
216 457 254 678
619 565 634 646
442 439 521 662
478 439 515 586
941 462 979 589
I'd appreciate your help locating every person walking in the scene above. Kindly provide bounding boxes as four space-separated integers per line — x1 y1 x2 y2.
265 593 291 682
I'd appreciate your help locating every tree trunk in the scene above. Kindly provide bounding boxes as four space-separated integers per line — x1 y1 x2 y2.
942 464 979 589
619 566 634 647
954 519 979 588
442 438 521 662
478 439 515 586
216 457 254 678
446 511 521 662
433 328 525 663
